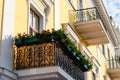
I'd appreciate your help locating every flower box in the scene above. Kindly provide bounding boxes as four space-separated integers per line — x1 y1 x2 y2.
14 29 92 71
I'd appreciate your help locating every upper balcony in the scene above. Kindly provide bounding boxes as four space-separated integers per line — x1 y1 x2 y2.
107 59 120 80
69 7 109 45
13 29 92 80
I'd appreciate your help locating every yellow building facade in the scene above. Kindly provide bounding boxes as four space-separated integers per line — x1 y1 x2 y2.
0 0 120 80
0 0 3 49
14 0 54 34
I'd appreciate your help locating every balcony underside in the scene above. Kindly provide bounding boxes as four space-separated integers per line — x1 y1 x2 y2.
108 68 120 80
75 19 109 45
15 66 74 80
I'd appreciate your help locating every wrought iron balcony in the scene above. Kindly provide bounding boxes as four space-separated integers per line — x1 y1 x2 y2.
107 59 120 80
13 42 85 80
75 7 100 22
69 7 109 45
108 59 120 69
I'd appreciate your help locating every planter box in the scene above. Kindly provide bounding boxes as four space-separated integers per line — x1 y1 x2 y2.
15 37 52 47
15 38 39 47
56 40 90 71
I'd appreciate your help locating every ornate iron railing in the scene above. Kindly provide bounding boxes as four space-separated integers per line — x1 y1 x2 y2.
14 42 84 80
75 7 100 22
107 59 120 69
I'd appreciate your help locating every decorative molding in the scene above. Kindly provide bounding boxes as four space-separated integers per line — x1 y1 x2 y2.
30 0 45 16
62 23 80 49
82 45 92 57
42 0 53 7
27 0 46 33
39 0 47 8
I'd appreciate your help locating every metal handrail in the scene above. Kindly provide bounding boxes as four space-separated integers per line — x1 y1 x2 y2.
107 59 120 69
75 7 100 23
75 7 96 11
72 7 108 32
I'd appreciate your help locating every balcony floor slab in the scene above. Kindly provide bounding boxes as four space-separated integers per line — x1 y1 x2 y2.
108 68 120 80
15 66 74 80
75 19 109 45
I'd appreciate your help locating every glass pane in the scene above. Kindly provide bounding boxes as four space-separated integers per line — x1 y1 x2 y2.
29 9 40 35
33 15 35 29
34 14 39 31
33 14 39 31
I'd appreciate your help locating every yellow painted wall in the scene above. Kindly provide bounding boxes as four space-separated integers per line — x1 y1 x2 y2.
0 0 3 30
0 0 3 46
87 44 115 80
46 7 54 30
14 0 54 34
14 0 28 34
60 0 70 25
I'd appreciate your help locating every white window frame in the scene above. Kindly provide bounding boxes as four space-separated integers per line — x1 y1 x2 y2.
42 0 53 7
28 0 45 34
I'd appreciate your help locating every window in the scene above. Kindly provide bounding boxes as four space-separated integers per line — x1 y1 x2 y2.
92 72 96 80
108 48 110 60
108 48 111 68
102 44 105 57
28 0 48 35
29 9 40 35
78 0 83 9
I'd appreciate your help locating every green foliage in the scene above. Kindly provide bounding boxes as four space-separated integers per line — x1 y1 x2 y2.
14 29 92 71
51 29 92 71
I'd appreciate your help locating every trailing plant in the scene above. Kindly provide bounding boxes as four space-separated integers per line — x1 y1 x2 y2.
52 29 92 71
